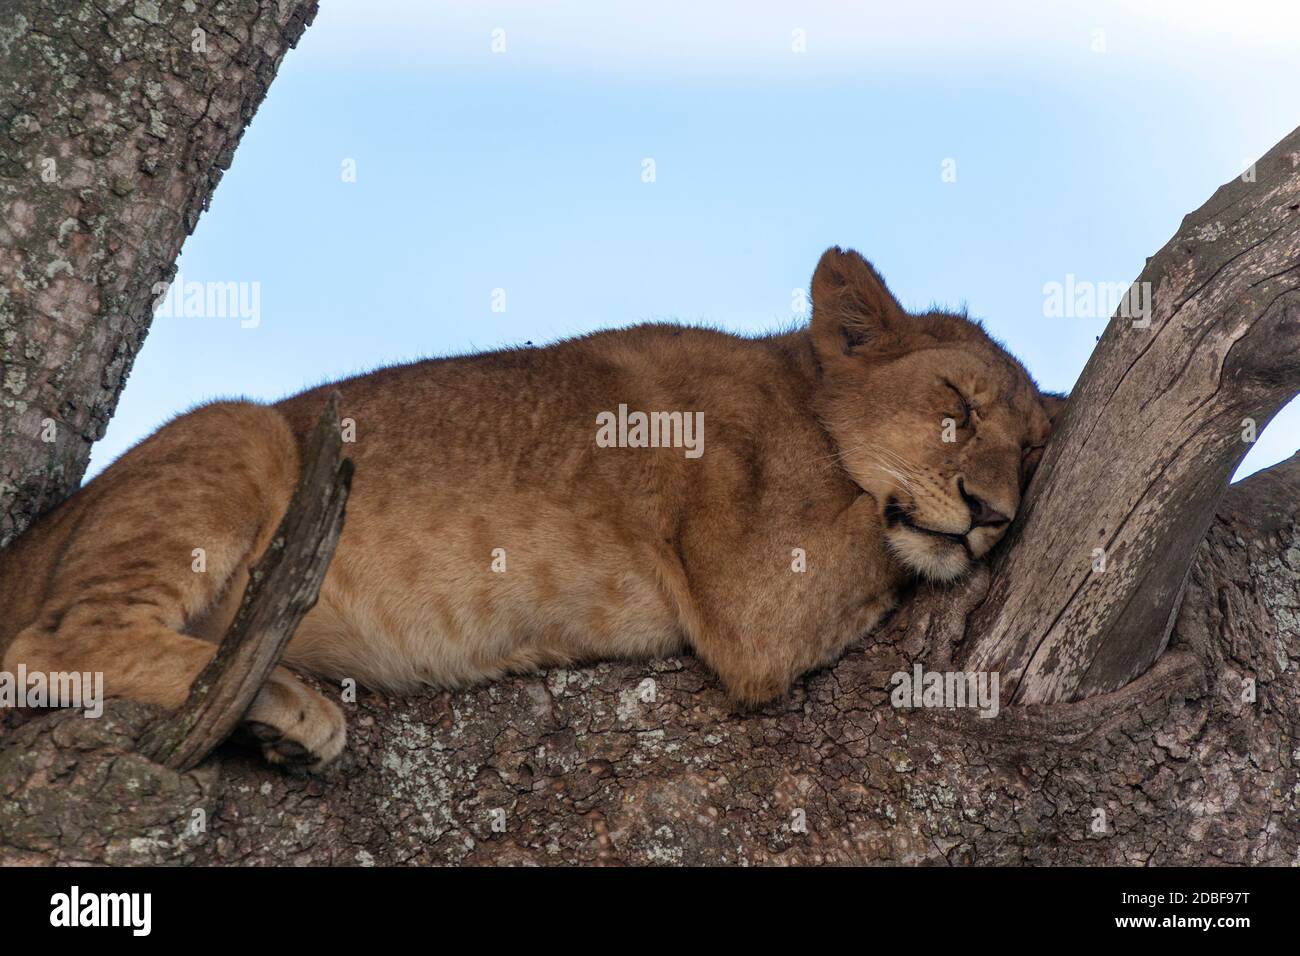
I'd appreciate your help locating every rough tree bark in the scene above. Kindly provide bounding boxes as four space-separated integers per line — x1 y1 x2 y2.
0 0 319 548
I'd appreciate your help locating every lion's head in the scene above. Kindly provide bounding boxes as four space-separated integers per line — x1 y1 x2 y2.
810 247 1063 582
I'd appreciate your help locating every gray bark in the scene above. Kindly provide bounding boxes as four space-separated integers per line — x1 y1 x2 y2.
0 0 319 548
963 130 1300 704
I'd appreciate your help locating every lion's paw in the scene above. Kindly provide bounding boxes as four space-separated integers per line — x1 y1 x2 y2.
239 669 346 771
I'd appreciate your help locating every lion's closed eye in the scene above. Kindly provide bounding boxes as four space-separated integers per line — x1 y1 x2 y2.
940 380 972 428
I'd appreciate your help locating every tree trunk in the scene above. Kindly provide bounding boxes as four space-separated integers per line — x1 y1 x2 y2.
962 130 1300 705
1 453 1296 865
0 0 319 548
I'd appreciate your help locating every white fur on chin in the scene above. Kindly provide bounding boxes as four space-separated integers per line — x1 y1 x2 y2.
885 528 971 583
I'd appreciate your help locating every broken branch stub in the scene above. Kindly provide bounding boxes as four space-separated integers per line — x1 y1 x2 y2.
140 392 353 770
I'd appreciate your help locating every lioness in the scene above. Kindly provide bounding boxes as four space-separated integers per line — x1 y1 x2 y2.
0 248 1060 769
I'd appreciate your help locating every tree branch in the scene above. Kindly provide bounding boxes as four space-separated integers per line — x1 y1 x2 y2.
5 451 1296 865
962 127 1300 704
139 394 352 771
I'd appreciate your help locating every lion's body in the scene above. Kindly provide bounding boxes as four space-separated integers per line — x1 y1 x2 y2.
0 249 1055 768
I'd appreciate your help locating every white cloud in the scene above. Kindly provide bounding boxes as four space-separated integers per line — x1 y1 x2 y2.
310 0 1300 75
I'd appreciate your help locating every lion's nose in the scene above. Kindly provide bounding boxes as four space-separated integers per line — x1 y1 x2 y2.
959 479 1011 529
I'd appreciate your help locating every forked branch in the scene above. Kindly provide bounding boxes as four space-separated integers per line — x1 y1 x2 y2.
962 128 1300 704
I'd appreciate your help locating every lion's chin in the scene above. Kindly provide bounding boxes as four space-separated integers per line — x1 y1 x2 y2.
885 528 972 583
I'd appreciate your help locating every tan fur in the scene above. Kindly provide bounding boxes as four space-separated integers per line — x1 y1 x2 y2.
0 248 1058 768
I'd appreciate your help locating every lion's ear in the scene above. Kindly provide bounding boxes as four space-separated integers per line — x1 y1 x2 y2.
1040 391 1068 428
810 247 906 363
1034 395 1066 429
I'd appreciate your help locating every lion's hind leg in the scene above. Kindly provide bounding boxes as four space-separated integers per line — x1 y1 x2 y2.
1 401 346 769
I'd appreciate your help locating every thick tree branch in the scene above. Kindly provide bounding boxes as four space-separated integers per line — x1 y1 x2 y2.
962 128 1300 704
139 394 352 771
3 452 1295 865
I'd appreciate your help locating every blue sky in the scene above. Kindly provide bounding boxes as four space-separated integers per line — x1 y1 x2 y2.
94 0 1300 479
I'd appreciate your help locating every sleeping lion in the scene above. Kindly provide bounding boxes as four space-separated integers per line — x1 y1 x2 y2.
0 247 1061 769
